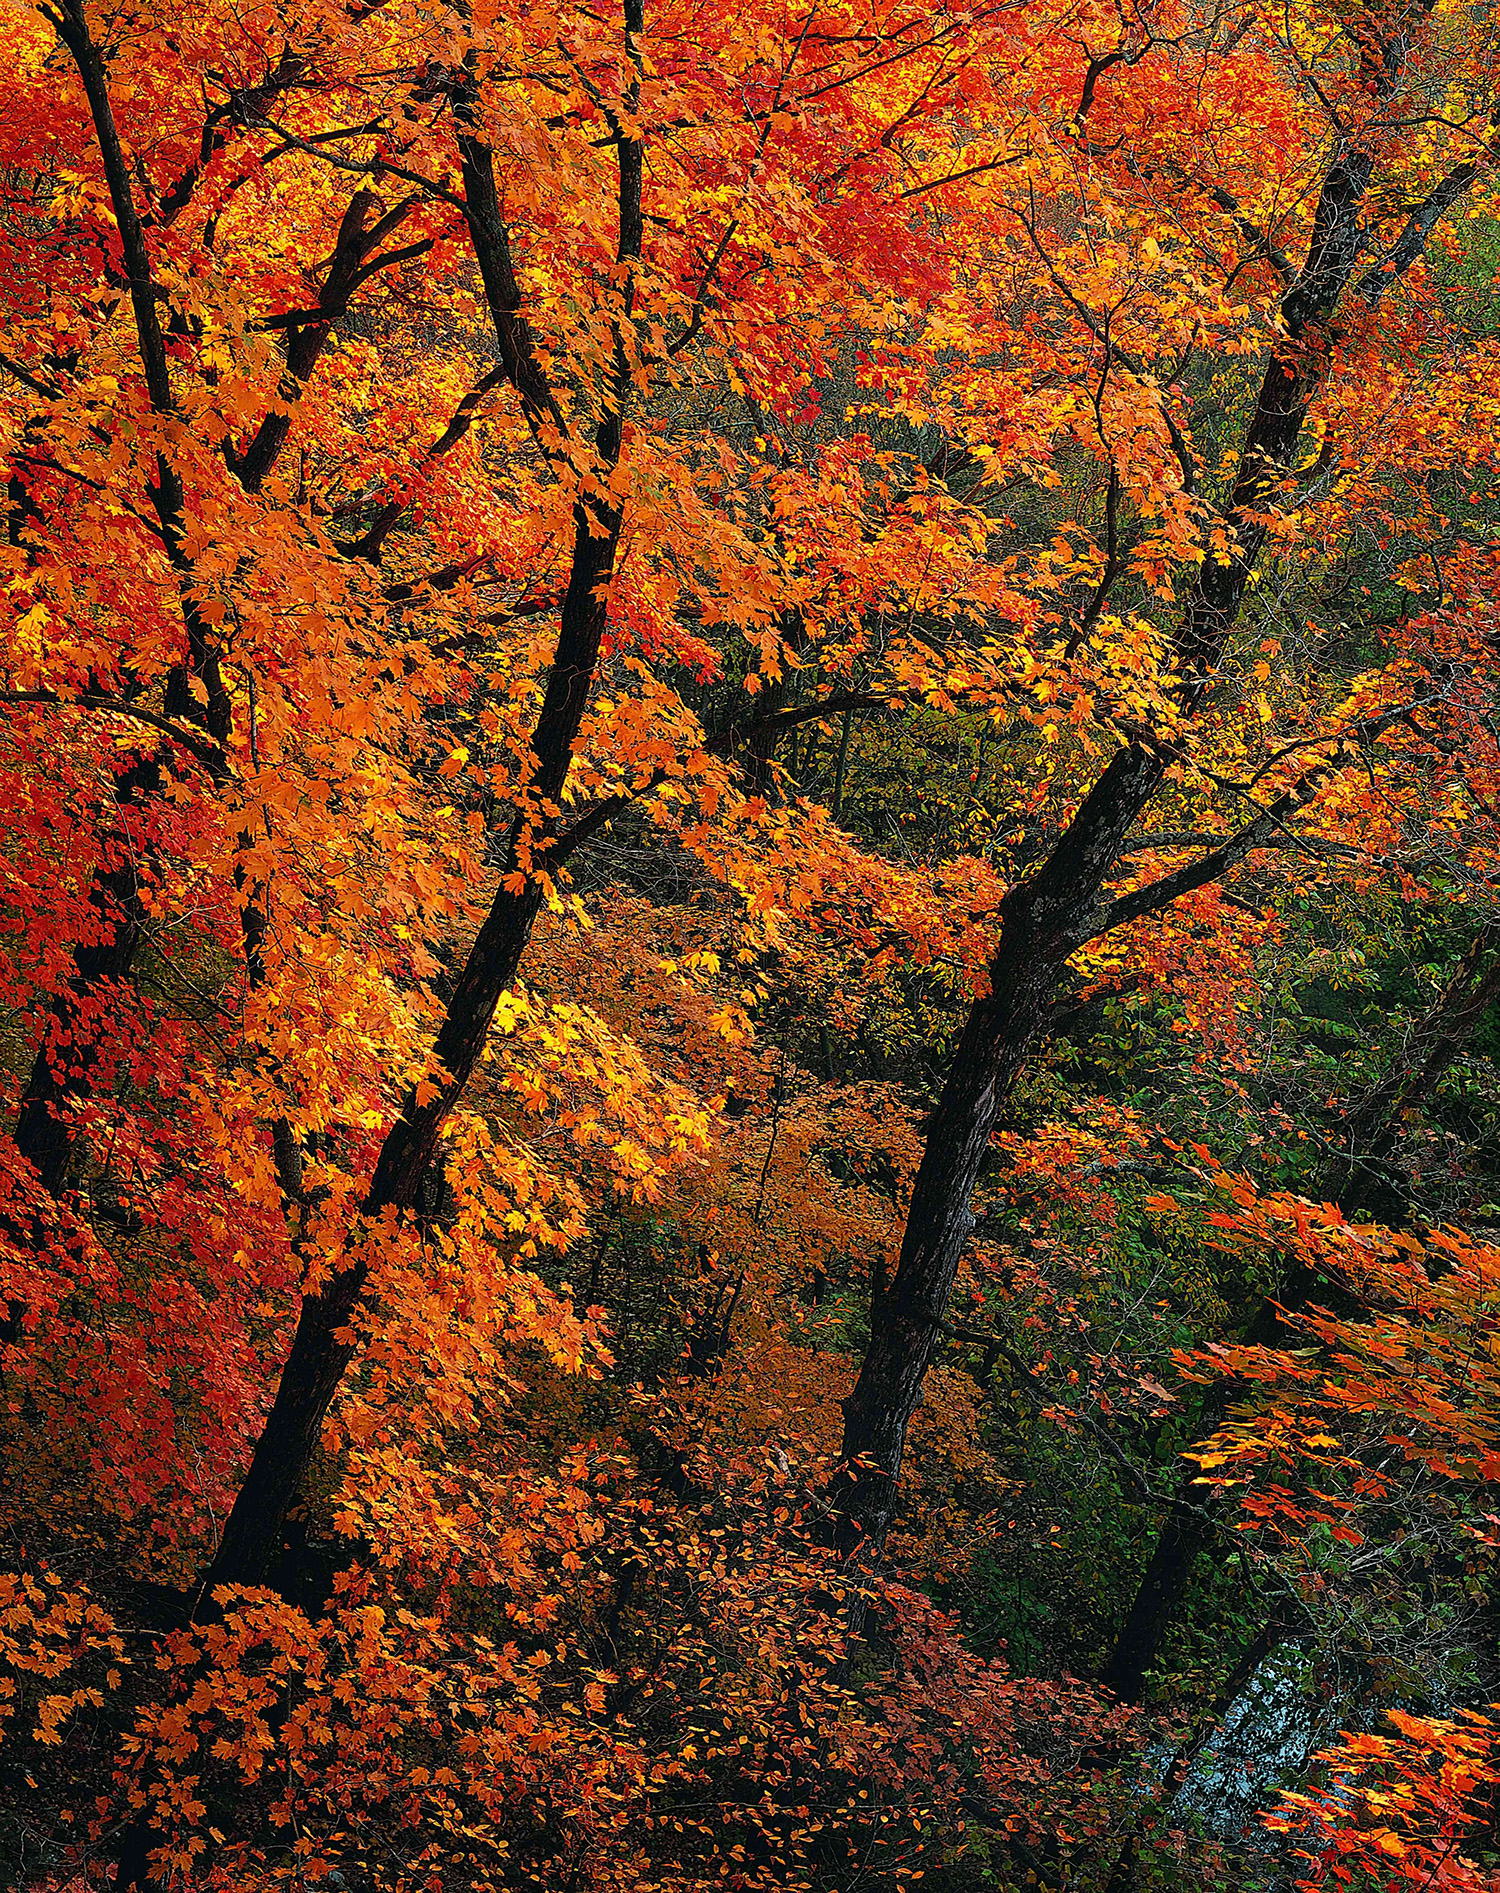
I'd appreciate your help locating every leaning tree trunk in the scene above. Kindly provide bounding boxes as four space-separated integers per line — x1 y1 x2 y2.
833 85 1445 1586
193 420 631 1603
1099 921 1500 1701
111 18 647 1886
834 743 1164 1568
190 15 646 1608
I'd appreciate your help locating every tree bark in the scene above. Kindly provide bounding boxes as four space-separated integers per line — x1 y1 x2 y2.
112 11 646 1883
835 743 1164 1562
11 27 428 1218
11 0 230 1210
191 508 613 1593
11 749 165 1198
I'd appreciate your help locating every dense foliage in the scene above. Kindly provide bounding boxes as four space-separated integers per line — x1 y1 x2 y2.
6 0 1500 1886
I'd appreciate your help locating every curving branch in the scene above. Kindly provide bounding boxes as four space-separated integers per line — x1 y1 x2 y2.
1083 750 1344 940
334 366 508 561
0 691 230 780
234 193 430 494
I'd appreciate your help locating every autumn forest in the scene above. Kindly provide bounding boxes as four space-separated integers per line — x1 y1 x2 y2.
8 0 1500 1885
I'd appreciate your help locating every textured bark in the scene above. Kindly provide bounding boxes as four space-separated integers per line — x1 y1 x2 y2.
195 436 627 1606
12 0 228 1207
835 743 1165 1565
114 14 647 1877
11 750 165 1197
234 190 424 496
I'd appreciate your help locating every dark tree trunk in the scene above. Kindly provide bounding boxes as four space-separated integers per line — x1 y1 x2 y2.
1100 924 1500 1700
233 189 421 497
9 19 436 1226
9 0 263 1216
834 743 1164 1565
1102 1614 1291 1892
191 6 646 1608
832 81 1456 1595
11 748 164 1198
1098 1504 1207 1705
193 456 627 1605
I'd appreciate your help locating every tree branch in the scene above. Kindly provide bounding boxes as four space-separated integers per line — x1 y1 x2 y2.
1084 745 1350 940
334 365 508 560
1357 152 1488 302
0 691 229 779
546 690 894 867
234 193 428 494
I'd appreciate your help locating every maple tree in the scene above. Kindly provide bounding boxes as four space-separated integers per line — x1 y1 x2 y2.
7 0 1500 1885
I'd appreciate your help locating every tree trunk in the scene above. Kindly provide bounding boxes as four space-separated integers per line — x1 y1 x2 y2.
191 9 646 1606
1102 1614 1291 1892
11 748 165 1198
834 743 1164 1565
1100 922 1500 1700
8 0 291 1213
833 84 1454 1593
193 450 627 1604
